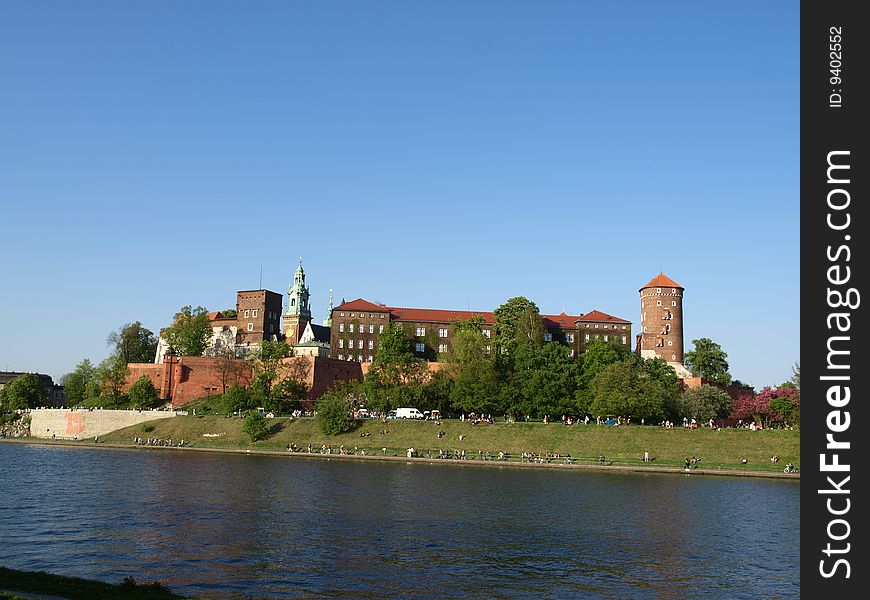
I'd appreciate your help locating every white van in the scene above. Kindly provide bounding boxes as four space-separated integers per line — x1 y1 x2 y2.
395 407 425 419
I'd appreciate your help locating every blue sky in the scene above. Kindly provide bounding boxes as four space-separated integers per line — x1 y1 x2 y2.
0 1 798 388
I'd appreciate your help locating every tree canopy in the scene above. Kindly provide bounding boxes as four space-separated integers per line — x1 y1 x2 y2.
684 338 732 385
0 373 47 411
163 306 212 357
107 322 158 364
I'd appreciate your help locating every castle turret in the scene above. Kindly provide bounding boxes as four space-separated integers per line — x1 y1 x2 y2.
323 289 333 327
283 258 311 344
639 273 689 375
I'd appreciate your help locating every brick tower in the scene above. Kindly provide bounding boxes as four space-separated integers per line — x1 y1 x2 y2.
638 273 690 376
283 258 311 344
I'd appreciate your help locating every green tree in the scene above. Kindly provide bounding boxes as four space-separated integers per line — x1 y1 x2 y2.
163 306 212 356
107 322 158 364
676 384 732 422
94 355 130 405
127 375 162 409
576 338 632 414
315 383 358 435
222 383 253 414
271 378 308 414
684 338 732 385
494 297 540 356
242 412 269 442
60 359 96 407
589 359 668 422
450 359 505 416
512 342 581 418
365 324 427 413
0 373 47 411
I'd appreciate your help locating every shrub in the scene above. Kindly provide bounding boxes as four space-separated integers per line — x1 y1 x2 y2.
315 389 356 435
242 413 268 442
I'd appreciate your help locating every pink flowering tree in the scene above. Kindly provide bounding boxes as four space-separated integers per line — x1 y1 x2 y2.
730 386 799 428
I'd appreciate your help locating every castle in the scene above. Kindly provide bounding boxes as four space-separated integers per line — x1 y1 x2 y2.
142 266 690 405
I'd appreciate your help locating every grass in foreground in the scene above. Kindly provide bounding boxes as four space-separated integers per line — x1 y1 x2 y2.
97 415 800 473
0 567 190 600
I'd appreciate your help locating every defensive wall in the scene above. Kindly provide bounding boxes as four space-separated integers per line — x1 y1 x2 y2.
126 355 363 408
29 409 179 440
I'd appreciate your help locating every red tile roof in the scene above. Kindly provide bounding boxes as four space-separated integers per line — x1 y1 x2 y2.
640 273 683 291
335 299 630 329
388 306 496 324
575 309 631 324
335 298 389 312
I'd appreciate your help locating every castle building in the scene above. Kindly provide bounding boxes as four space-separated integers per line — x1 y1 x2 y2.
637 273 691 378
329 299 631 362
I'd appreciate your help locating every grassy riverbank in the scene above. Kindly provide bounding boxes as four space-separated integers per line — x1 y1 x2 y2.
0 567 189 600
93 414 799 473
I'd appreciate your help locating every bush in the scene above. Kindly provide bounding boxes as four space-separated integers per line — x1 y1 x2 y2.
128 376 162 409
315 389 356 435
242 413 268 442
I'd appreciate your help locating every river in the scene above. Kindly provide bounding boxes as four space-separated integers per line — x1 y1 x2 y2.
0 443 799 598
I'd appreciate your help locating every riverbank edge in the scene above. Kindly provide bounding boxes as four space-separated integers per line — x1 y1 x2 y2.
1 438 799 480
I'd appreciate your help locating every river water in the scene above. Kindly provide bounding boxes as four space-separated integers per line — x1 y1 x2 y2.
0 444 799 598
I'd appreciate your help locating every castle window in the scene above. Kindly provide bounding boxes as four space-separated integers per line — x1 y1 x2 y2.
438 344 448 353
379 325 384 334
358 340 363 349
340 312 344 317
339 323 345 333
348 339 354 348
668 340 673 346
657 300 662 306
656 288 661 294
368 340 373 349
415 327 426 337
357 354 362 362
244 309 250 318
339 339 344 348
603 335 608 342
483 329 491 338
671 354 676 360
380 314 385 318
585 334 590 341
338 354 344 360
247 323 254 331
570 349 575 357
367 355 373 362
672 301 677 306
369 325 374 334
253 309 258 317
438 328 448 338
349 323 355 333
544 333 553 342
350 313 355 317
656 337 664 347
291 299 295 307
594 324 599 329
622 336 627 344
485 345 491 354
665 324 671 333
415 342 425 353
269 324 274 333
566 334 574 343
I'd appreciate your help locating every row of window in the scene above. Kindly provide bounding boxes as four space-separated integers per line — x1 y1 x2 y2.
641 300 678 309
583 334 628 344
338 323 385 334
338 339 375 350
583 323 628 330
338 312 386 319
337 354 374 362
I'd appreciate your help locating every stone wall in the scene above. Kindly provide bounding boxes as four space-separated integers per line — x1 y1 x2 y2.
29 409 179 440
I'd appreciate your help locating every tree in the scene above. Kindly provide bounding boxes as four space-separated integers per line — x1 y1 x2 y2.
684 338 732 385
127 376 162 409
61 359 96 407
315 383 358 435
163 306 212 356
494 297 541 357
450 359 505 416
576 338 632 414
214 346 249 393
248 339 293 400
94 355 130 404
512 342 581 418
107 322 158 364
588 359 669 422
222 383 253 414
676 385 732 422
243 412 269 442
0 373 47 411
365 324 427 413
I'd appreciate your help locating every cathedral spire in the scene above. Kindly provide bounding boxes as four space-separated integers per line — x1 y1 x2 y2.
323 289 334 327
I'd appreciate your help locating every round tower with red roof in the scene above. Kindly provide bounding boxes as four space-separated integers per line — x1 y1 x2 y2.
639 273 685 366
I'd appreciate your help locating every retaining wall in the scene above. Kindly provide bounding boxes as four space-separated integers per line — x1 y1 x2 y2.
29 409 179 440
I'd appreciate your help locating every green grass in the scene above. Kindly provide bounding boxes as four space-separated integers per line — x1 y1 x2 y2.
98 415 800 473
0 567 190 600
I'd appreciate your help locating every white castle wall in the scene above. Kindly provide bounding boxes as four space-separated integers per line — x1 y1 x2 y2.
29 409 179 440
